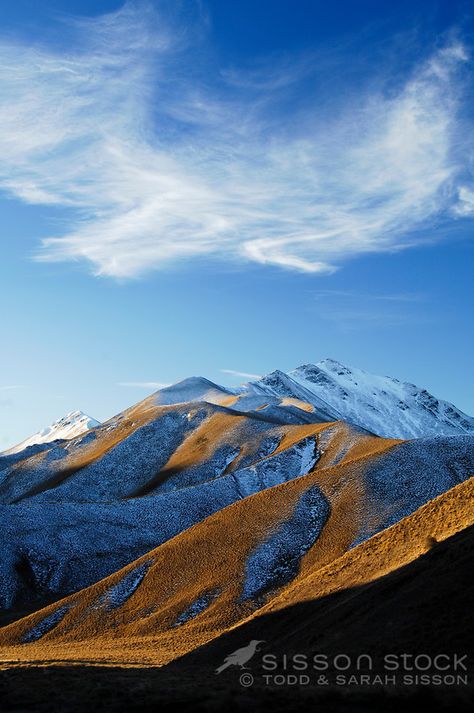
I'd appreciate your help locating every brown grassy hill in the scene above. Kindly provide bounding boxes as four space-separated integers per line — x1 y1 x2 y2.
0 448 471 669
0 482 471 713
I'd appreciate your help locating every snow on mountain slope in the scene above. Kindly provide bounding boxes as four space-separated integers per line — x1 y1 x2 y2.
244 359 474 439
2 410 100 456
0 431 322 607
154 377 234 406
248 370 343 423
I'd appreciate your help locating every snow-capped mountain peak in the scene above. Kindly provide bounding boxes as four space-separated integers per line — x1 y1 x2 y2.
3 410 100 455
290 360 474 438
248 360 474 439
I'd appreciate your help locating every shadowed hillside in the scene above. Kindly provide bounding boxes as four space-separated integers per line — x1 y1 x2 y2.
0 524 471 712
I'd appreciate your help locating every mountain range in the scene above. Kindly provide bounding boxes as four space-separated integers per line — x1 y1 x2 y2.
0 359 472 711
5 359 474 458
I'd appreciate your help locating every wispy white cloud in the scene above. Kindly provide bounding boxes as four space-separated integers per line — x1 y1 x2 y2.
453 185 474 216
220 369 261 380
118 381 170 389
0 3 472 277
0 385 26 391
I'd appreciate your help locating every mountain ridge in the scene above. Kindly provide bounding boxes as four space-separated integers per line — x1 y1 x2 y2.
155 358 474 439
4 359 472 454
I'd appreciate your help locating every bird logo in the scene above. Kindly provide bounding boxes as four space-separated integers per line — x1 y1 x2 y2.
215 639 265 675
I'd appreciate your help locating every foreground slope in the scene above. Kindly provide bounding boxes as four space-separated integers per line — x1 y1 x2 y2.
0 486 472 713
153 521 473 713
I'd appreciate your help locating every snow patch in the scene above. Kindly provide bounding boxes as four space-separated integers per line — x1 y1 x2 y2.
173 589 220 626
22 605 69 643
241 485 330 601
99 560 152 611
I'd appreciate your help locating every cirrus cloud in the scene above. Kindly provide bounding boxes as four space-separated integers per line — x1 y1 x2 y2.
0 2 472 278
220 369 261 380
118 381 170 389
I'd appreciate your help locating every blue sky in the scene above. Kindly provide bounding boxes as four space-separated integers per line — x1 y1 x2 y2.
1 0 473 447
